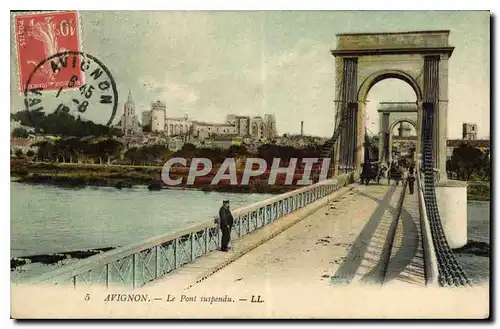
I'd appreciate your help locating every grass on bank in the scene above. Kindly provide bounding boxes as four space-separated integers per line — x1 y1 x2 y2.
467 181 490 202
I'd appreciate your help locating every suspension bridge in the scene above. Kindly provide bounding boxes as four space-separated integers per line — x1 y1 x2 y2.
22 30 474 291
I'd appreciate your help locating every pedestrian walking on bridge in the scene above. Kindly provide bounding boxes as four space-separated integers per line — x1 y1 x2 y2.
218 200 234 252
408 169 416 195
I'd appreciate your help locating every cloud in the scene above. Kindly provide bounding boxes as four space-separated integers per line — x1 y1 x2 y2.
138 76 200 116
146 37 338 135
257 39 336 135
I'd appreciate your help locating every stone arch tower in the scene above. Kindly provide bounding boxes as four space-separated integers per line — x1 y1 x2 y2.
330 30 453 180
377 102 418 164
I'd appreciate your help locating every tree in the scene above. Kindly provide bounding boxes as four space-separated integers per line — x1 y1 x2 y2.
15 148 23 158
103 139 124 164
11 110 122 137
124 147 141 165
258 144 302 165
226 145 249 158
11 127 29 138
26 150 35 158
65 137 86 163
88 138 124 164
34 140 55 162
449 143 490 181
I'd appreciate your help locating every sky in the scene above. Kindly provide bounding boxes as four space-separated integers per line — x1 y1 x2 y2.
10 11 490 138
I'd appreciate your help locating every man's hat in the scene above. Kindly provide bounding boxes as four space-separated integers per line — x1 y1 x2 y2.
223 200 230 204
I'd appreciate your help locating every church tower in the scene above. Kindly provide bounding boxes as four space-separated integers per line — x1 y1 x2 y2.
121 89 139 136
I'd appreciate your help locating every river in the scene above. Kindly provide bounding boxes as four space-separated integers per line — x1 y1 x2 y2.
11 183 490 284
11 182 273 258
453 200 491 284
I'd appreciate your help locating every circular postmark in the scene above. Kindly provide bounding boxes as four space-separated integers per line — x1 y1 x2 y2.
23 51 118 128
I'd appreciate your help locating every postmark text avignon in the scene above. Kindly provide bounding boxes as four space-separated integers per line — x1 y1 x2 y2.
161 157 332 186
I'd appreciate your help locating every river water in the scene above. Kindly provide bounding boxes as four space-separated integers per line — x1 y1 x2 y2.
11 182 273 258
10 183 490 284
453 200 491 284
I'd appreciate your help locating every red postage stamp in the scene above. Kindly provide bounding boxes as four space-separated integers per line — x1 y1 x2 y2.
14 11 82 93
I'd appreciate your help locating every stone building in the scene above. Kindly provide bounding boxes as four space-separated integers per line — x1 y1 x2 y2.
166 113 193 137
151 100 166 133
192 121 237 141
250 116 266 140
120 90 140 136
140 105 278 141
264 114 278 138
226 113 278 140
11 138 39 155
141 111 151 129
227 115 251 136
462 123 478 140
393 122 415 138
226 114 236 125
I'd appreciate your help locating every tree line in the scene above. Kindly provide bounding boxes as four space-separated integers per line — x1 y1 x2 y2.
11 110 122 137
122 143 325 167
13 135 327 167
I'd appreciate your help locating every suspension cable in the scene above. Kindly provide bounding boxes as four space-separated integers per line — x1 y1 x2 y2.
420 105 472 287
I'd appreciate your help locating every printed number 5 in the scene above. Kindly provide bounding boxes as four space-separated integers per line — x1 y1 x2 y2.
84 294 90 301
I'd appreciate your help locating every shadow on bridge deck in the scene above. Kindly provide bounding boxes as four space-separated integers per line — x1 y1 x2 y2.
384 191 426 286
330 185 397 284
331 180 425 286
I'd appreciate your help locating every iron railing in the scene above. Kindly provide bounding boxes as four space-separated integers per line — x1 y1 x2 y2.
25 174 351 288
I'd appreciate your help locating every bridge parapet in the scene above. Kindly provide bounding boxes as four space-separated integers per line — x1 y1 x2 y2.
25 174 353 288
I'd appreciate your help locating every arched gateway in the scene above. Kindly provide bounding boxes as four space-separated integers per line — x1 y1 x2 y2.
330 30 453 180
377 102 418 164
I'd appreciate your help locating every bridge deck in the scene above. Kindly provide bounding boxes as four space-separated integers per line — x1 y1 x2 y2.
385 190 426 285
144 181 425 295
332 184 404 284
144 184 356 292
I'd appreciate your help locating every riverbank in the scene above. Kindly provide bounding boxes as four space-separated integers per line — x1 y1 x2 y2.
453 240 490 257
11 247 116 269
467 181 490 201
10 160 300 194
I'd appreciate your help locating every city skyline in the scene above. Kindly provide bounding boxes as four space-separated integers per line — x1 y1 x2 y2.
121 90 280 127
10 11 490 138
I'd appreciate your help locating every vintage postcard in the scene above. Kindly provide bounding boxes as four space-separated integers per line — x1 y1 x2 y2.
10 10 491 319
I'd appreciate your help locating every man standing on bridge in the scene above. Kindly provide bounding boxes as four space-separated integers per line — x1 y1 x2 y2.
218 200 234 252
